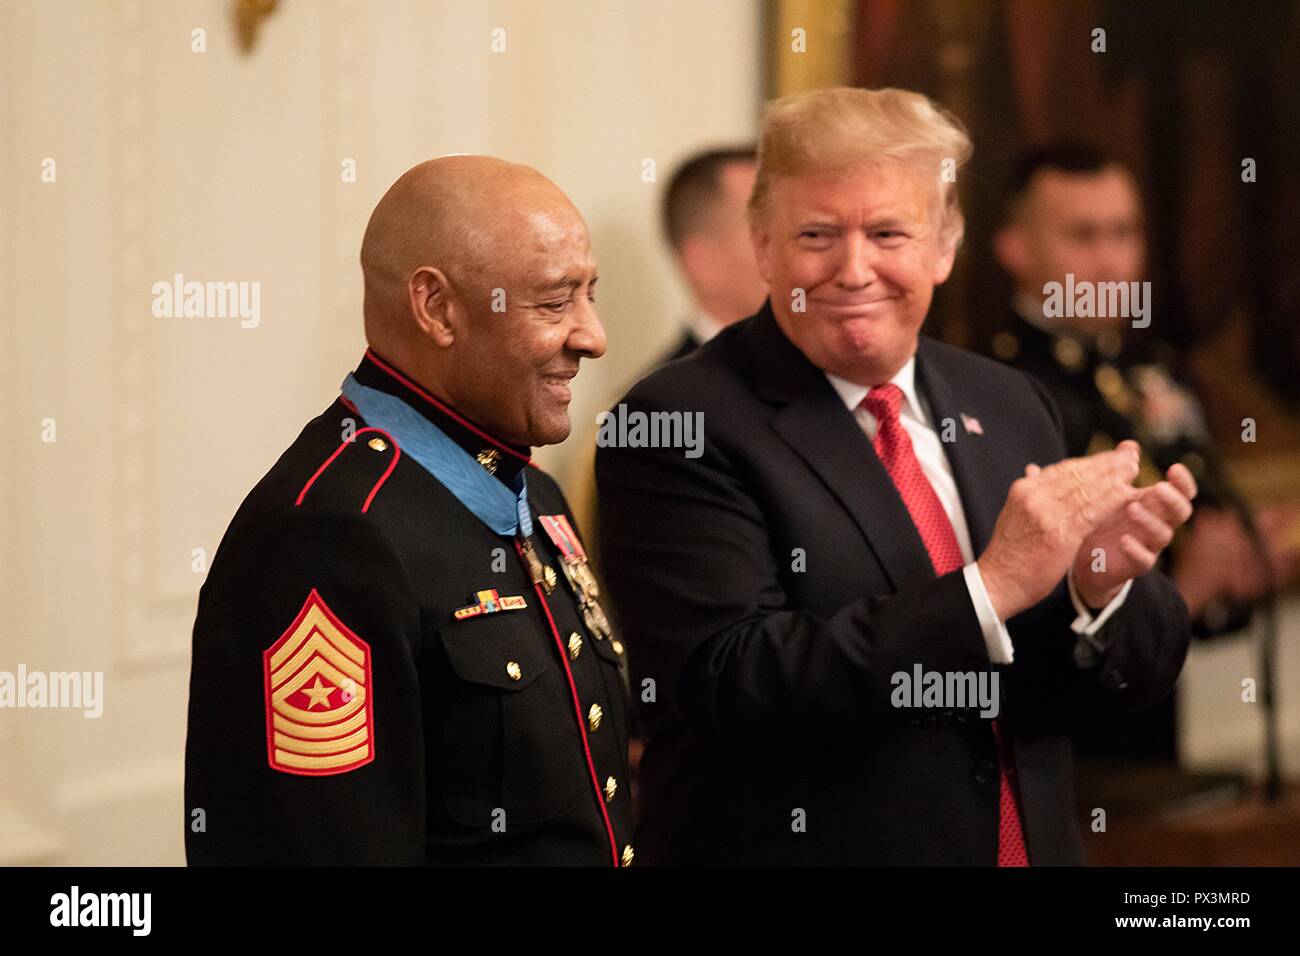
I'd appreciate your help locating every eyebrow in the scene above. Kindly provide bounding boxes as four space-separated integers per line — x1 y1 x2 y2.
533 272 598 294
795 216 915 231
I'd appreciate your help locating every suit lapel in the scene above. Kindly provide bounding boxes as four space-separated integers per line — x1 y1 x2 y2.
914 339 1006 555
746 304 936 592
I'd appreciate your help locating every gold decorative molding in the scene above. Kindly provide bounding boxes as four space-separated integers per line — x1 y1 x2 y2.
766 0 855 98
234 0 280 55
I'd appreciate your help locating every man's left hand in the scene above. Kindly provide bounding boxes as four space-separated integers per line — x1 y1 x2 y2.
1072 458 1198 609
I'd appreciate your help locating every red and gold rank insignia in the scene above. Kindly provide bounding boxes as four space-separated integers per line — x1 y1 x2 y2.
262 589 374 776
453 589 528 621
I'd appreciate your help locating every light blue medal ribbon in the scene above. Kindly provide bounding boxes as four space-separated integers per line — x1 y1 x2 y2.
340 374 531 538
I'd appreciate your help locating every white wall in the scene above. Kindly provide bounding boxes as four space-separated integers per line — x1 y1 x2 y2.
0 0 762 865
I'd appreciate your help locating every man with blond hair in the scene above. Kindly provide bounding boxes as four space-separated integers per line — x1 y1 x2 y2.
596 88 1194 865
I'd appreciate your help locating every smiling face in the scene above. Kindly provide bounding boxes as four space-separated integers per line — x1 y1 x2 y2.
751 159 956 385
447 200 604 447
362 157 607 447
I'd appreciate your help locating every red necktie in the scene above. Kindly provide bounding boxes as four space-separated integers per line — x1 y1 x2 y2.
863 383 1029 867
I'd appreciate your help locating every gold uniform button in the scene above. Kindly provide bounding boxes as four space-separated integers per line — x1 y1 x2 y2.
568 631 583 660
505 661 522 681
621 844 634 867
611 639 625 656
588 703 603 732
604 775 617 802
367 437 388 452
543 566 558 591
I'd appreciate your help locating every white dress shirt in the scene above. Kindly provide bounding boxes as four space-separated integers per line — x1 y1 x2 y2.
825 356 1129 665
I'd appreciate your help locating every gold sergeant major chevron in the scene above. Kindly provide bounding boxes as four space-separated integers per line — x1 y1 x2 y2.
262 589 375 775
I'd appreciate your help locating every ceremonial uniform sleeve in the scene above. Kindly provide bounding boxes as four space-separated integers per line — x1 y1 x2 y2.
595 403 992 759
184 509 426 865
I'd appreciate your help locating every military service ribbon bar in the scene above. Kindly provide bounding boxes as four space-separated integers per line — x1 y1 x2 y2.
538 514 586 561
452 589 528 620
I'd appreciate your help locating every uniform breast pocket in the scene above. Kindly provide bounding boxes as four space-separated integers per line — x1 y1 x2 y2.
435 614 587 827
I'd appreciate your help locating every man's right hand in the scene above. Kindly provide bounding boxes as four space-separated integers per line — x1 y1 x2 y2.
977 440 1141 621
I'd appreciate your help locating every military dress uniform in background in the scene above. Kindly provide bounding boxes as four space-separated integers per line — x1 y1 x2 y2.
988 304 1252 762
185 349 633 865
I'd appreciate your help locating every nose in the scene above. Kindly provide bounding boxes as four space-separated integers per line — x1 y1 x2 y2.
835 230 878 289
569 295 606 359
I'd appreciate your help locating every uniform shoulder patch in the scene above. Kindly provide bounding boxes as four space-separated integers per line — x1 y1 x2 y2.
294 426 400 514
263 588 375 776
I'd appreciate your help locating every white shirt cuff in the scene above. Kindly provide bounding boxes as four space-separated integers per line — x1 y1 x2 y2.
963 562 1014 664
1067 571 1133 636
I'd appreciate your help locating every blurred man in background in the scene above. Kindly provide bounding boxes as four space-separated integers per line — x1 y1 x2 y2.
656 146 770 363
569 146 767 541
989 143 1298 798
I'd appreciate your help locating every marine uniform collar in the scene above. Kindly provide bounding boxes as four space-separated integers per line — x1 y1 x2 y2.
350 348 532 486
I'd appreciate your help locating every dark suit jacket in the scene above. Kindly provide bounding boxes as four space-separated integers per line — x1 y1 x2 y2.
595 302 1190 865
657 328 702 366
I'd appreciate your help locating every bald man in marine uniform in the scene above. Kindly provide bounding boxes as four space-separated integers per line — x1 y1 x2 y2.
184 157 634 866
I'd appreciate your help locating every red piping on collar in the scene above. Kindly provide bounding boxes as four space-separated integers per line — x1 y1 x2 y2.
363 348 532 465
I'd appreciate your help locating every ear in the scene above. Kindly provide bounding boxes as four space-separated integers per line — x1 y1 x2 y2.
750 217 774 285
931 234 958 285
408 266 456 347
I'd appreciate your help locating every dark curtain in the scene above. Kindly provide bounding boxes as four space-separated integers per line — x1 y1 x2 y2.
849 0 1300 452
